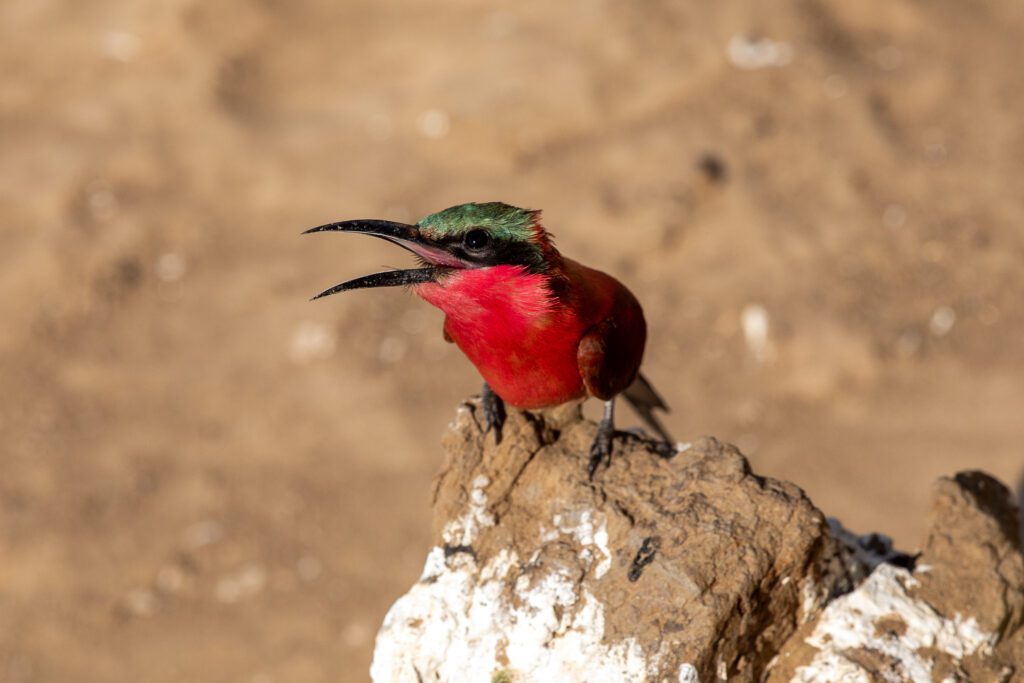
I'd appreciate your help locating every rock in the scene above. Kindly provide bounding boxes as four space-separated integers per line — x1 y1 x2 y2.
372 402 843 682
766 473 1023 682
369 401 1024 682
766 563 1000 682
917 472 1023 639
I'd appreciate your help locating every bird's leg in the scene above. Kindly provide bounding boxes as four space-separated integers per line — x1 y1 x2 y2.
588 398 616 479
480 382 506 444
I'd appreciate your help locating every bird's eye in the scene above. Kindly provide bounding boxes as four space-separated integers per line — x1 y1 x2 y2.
463 229 491 251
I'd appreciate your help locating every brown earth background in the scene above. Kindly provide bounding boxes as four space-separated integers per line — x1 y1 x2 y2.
2 1 1023 681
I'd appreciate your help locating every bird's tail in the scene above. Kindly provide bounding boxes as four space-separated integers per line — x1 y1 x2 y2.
622 372 674 444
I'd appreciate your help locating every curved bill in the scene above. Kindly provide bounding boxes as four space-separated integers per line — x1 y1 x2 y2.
310 267 438 301
303 219 464 269
303 219 420 239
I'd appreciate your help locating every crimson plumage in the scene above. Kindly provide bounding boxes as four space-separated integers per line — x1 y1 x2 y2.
416 258 646 409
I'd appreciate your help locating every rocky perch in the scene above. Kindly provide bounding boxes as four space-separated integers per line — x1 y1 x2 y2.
370 402 1023 682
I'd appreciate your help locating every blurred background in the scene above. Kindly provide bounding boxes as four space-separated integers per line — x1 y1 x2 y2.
2 0 1022 680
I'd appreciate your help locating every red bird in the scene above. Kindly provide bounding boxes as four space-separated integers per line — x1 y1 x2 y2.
306 202 673 475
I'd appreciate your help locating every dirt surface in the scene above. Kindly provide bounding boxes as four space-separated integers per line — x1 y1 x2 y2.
2 0 1024 681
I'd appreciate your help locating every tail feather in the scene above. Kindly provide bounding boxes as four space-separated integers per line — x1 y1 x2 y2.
622 372 673 444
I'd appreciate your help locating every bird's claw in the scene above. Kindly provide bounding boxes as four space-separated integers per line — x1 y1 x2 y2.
480 383 506 444
587 427 614 480
623 428 676 459
652 440 677 459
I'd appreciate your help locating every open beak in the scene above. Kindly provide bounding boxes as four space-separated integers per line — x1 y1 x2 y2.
303 219 461 301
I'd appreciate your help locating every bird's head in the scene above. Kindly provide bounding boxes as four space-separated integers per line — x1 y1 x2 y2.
305 202 559 299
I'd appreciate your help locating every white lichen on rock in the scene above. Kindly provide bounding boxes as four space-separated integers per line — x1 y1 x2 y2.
798 576 826 624
370 542 653 682
372 468 661 682
677 663 700 683
440 474 494 546
791 564 994 683
542 508 612 578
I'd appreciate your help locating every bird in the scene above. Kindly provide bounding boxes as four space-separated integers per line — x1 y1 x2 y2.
305 202 674 476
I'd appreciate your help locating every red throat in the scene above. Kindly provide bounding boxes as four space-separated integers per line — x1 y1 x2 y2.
416 265 556 325
415 266 589 408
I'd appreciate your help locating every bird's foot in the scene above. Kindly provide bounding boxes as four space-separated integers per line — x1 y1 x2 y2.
652 439 678 460
587 425 615 480
623 428 677 460
587 399 617 480
480 382 506 444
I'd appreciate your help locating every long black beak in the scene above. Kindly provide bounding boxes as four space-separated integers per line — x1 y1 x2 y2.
308 268 438 300
303 219 421 242
304 219 455 301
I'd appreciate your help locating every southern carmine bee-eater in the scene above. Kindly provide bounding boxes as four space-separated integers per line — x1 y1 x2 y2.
305 202 674 476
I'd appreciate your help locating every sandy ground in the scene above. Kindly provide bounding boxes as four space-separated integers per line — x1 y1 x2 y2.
1 0 1023 681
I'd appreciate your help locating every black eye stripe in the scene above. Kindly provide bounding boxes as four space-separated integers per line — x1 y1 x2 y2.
426 232 545 272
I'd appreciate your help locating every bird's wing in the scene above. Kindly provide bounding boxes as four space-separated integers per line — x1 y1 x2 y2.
622 373 674 444
577 318 638 402
578 322 674 443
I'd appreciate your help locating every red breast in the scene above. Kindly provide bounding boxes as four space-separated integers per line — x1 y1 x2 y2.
414 258 644 409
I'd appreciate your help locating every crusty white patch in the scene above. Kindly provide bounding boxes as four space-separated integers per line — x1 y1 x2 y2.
791 564 994 683
441 474 494 546
799 576 827 624
373 473 660 682
448 402 476 431
677 662 700 682
370 545 654 682
543 509 613 578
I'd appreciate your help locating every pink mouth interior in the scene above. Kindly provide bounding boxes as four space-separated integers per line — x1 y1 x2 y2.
394 239 466 269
